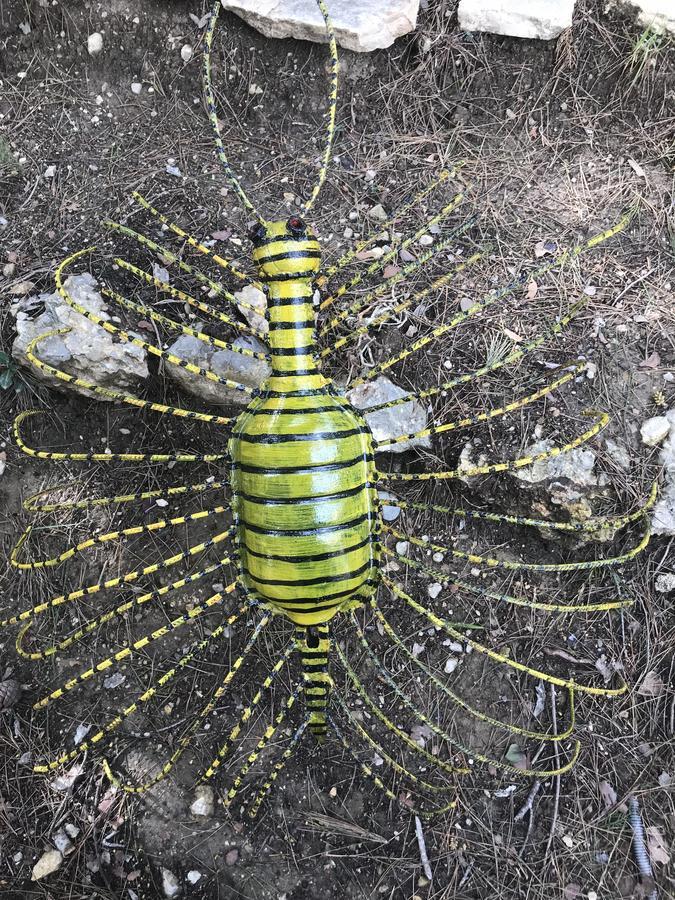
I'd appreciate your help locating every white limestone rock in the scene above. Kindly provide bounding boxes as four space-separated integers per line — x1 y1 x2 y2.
616 0 675 34
347 375 429 454
220 0 420 52
165 333 271 407
190 785 214 818
640 415 670 447
12 273 148 398
161 867 182 898
652 409 675 536
458 0 575 39
655 573 675 594
512 438 612 528
235 284 268 336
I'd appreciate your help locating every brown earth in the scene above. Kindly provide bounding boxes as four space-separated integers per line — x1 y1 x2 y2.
0 1 673 899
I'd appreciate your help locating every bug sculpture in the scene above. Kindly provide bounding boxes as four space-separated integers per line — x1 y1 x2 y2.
4 0 657 818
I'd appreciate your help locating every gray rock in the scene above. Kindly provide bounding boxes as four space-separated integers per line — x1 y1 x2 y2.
347 376 429 454
458 0 575 39
378 491 401 522
161 867 182 898
165 333 271 407
235 284 267 336
616 0 674 34
220 0 421 52
652 408 675 536
513 438 611 527
456 440 490 485
12 273 148 398
641 415 670 447
190 785 214 818
655 573 675 594
605 438 631 470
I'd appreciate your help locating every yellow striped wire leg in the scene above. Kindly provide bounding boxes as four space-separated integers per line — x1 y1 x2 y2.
3 0 658 822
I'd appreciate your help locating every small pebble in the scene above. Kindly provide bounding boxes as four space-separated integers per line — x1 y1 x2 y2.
640 415 670 447
655 573 675 594
368 204 388 223
187 871 202 884
130 82 142 95
87 32 103 55
161 867 181 898
444 657 459 674
180 44 193 62
395 541 409 556
427 583 442 600
190 785 214 818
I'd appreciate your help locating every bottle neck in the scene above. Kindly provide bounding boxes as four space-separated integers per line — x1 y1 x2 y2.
266 278 325 389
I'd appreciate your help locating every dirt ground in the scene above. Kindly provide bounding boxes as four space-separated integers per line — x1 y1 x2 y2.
0 0 674 898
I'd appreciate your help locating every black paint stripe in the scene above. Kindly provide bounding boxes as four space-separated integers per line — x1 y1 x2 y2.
252 235 319 247
270 367 319 377
270 320 315 330
261 249 322 263
243 558 372 588
235 427 362 444
259 271 317 282
268 296 314 307
242 534 372 564
264 387 328 398
270 346 316 357
248 404 340 416
274 579 378 607
241 512 370 537
237 483 369 506
232 452 372 475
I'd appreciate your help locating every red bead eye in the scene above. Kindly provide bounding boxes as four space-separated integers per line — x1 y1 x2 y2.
287 216 305 235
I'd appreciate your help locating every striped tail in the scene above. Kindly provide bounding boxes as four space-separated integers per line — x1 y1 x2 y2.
296 624 332 740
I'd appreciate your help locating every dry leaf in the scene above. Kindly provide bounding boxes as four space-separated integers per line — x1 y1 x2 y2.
50 762 83 791
225 848 239 866
410 723 432 748
595 655 614 683
563 885 582 900
628 158 647 179
526 280 538 300
355 248 384 262
544 647 593 665
189 12 210 28
647 826 670 866
639 351 661 369
505 743 528 770
9 280 35 296
31 849 63 881
383 264 401 279
503 328 523 342
637 670 665 697
532 682 546 719
211 229 231 242
97 786 118 814
599 780 617 809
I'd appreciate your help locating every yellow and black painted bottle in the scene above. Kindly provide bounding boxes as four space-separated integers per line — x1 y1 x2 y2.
229 216 381 737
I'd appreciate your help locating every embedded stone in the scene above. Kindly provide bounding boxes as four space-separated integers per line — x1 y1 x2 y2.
220 0 421 52
458 0 575 39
